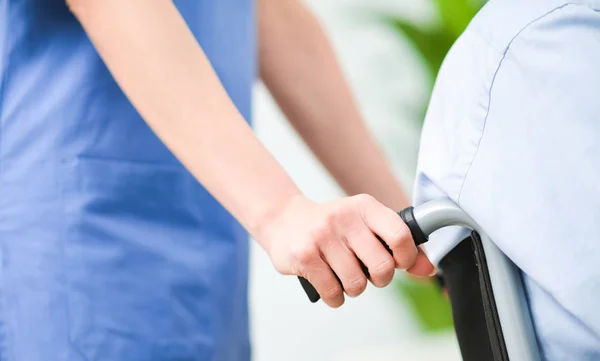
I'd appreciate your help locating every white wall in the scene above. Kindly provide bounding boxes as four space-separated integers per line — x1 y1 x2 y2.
250 1 461 360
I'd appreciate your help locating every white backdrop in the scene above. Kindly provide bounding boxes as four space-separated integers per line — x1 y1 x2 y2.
251 1 461 360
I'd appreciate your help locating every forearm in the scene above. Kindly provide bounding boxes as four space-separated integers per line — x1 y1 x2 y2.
68 0 300 239
258 0 410 210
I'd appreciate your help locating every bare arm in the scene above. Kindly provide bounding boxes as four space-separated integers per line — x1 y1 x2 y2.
258 0 410 211
67 0 301 235
68 0 432 307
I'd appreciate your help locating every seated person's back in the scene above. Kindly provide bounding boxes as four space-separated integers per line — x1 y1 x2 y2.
415 0 600 359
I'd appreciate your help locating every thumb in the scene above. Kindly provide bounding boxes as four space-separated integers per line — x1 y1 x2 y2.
406 247 436 277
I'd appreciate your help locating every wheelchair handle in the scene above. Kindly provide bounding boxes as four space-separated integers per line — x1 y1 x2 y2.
298 199 541 361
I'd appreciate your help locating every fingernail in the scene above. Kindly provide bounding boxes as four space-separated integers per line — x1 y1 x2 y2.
429 267 438 277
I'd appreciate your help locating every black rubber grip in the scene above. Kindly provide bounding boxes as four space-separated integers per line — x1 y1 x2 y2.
399 206 429 246
298 206 429 303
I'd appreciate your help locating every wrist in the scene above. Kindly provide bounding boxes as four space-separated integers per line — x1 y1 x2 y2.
246 188 304 249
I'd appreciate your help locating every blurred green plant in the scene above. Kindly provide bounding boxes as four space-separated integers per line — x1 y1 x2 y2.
388 0 485 125
395 276 453 333
386 0 484 333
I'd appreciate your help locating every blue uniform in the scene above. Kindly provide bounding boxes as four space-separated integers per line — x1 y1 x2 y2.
0 1 255 360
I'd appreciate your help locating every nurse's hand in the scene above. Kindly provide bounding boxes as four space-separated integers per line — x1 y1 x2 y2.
257 194 434 308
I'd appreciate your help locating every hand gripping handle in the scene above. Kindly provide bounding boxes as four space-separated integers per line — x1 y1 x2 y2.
298 206 428 303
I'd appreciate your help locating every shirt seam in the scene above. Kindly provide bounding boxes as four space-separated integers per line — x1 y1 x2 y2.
0 1 10 359
470 31 504 56
456 2 575 203
0 1 8 183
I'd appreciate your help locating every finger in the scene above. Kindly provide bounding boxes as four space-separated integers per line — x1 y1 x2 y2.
299 257 345 308
406 247 436 277
345 227 396 288
321 240 367 298
361 198 418 270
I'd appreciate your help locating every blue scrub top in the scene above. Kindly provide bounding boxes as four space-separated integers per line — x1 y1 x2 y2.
0 1 255 360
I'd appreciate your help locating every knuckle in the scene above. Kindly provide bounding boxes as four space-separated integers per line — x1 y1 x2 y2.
388 226 412 248
324 211 339 229
396 247 419 269
370 258 395 280
291 243 318 265
322 284 343 300
310 222 334 249
353 193 375 205
345 276 367 296
325 206 353 230
313 221 330 238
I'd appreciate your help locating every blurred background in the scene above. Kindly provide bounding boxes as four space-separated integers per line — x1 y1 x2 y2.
251 0 483 360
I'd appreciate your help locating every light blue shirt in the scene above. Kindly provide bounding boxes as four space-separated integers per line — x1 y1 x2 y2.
414 0 600 359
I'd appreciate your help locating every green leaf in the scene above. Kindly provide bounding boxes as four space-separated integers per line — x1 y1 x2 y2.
396 277 454 333
433 0 481 38
389 19 455 83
